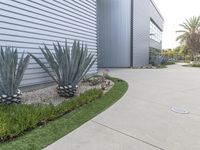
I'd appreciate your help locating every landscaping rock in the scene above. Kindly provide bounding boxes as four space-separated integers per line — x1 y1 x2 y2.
21 79 114 105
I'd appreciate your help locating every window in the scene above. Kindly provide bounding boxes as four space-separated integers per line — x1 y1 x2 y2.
150 20 162 43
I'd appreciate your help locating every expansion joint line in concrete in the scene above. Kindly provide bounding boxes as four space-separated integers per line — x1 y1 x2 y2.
91 120 166 150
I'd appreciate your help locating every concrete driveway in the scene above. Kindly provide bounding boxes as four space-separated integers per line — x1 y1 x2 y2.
45 64 200 150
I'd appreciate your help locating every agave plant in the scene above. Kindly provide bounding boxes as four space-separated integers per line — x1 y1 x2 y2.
30 40 96 97
0 46 30 104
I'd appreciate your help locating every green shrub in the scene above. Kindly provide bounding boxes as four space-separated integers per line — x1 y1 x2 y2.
191 63 200 67
161 61 175 65
0 89 103 142
184 60 190 63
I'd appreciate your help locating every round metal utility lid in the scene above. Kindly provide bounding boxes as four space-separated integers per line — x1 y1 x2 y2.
171 107 190 114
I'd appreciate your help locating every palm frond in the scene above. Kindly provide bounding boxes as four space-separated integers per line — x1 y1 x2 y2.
176 16 200 54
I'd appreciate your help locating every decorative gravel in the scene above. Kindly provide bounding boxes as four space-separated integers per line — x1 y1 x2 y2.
21 79 114 105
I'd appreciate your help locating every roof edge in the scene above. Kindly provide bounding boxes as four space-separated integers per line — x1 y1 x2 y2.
150 0 164 21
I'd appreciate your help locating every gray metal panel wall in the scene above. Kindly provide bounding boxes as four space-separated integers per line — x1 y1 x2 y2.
150 0 164 31
150 39 162 50
97 0 131 68
132 0 164 67
0 0 97 87
132 0 150 67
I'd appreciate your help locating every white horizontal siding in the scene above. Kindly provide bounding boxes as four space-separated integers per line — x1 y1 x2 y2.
0 0 97 87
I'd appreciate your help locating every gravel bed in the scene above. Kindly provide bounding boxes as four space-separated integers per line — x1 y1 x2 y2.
21 79 114 105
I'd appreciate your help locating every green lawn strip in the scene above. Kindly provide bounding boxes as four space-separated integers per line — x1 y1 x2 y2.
0 77 128 150
182 64 190 67
182 64 200 67
156 64 167 69
0 89 103 142
164 62 175 65
156 62 176 69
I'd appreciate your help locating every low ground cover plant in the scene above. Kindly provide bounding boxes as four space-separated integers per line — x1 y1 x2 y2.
183 63 200 67
191 63 200 67
161 61 175 65
156 61 175 69
0 88 103 142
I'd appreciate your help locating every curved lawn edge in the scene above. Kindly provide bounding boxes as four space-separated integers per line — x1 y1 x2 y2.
0 77 128 150
182 64 200 68
156 63 176 69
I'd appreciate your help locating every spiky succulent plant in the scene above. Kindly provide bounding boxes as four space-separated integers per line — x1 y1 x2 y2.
0 46 30 103
30 40 96 97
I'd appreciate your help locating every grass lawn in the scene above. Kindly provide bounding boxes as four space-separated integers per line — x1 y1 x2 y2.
182 64 200 67
0 77 128 150
182 64 190 67
157 62 176 69
157 64 167 69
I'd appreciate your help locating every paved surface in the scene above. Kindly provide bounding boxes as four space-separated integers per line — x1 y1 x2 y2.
45 64 200 150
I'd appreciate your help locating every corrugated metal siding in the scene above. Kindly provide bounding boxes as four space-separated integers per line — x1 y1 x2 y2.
132 0 164 67
97 0 131 68
0 0 97 87
150 0 164 30
132 0 150 67
150 39 162 50
97 0 163 68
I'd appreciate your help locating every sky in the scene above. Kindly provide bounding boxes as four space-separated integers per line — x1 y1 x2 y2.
153 0 200 49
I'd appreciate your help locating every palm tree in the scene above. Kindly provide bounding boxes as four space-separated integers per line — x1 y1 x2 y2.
176 16 200 60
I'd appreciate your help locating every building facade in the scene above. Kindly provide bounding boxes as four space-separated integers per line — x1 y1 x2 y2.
97 0 164 68
0 0 97 87
0 0 163 87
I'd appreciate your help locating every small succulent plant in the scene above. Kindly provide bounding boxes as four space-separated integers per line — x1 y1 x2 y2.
87 75 103 86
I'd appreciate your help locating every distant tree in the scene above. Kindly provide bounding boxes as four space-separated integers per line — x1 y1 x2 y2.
176 16 200 60
175 45 191 60
162 45 191 61
179 45 190 55
162 48 176 59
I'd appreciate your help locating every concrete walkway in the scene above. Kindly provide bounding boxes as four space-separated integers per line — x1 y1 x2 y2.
45 64 200 150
